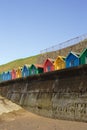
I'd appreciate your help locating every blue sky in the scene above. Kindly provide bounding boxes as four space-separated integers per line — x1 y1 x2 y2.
0 0 87 65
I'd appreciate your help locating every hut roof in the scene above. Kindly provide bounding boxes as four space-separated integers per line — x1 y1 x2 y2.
66 51 80 59
79 48 87 58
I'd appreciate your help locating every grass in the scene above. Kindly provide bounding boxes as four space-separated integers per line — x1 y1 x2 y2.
0 54 40 73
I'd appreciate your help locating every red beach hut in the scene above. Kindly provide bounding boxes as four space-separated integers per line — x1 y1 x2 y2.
43 58 55 72
11 69 16 79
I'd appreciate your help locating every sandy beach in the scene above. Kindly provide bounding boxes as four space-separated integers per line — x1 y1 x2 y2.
0 109 87 130
0 95 87 130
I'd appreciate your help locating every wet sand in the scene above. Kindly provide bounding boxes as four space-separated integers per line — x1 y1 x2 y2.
0 109 87 130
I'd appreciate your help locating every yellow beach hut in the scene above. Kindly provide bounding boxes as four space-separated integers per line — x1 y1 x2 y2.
54 56 65 70
16 67 22 78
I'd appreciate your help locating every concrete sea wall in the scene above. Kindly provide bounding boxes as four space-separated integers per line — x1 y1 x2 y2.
0 64 87 122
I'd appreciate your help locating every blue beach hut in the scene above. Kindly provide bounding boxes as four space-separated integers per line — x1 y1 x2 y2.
2 72 6 81
6 71 12 80
22 65 29 77
66 51 80 68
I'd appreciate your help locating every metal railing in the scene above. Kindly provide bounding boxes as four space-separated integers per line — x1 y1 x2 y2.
40 33 87 54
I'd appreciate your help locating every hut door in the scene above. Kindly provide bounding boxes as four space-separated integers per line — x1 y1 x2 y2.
85 57 87 64
47 66 50 71
70 60 74 67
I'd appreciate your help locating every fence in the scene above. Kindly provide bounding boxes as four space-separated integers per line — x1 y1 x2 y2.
40 33 87 54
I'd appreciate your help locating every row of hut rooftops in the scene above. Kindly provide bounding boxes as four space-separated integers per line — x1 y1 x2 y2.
0 48 87 82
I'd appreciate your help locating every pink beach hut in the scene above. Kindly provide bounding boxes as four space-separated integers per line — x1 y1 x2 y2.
11 69 16 79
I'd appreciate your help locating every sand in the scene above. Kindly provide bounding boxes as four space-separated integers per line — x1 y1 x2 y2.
0 95 87 130
0 96 22 115
0 109 87 130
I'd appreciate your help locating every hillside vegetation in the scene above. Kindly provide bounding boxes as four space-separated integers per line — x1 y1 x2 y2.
0 54 40 73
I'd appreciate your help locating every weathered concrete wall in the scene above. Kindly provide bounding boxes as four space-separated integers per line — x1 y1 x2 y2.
0 64 87 122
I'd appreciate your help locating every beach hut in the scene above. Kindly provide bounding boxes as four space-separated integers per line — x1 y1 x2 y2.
2 72 6 81
43 58 55 72
66 51 80 68
35 64 43 74
22 65 29 77
0 73 2 82
11 69 16 79
54 56 65 70
79 48 87 65
29 64 37 75
5 71 12 80
29 64 43 75
16 67 22 78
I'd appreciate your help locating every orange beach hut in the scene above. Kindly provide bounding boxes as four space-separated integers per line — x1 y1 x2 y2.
16 67 22 78
54 56 65 70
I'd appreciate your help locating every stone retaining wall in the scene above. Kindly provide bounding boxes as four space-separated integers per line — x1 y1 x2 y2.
0 64 87 122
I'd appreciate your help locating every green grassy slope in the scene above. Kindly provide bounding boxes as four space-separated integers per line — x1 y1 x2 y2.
0 54 40 73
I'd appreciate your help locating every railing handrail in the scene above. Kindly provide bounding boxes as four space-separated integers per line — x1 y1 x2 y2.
40 33 87 54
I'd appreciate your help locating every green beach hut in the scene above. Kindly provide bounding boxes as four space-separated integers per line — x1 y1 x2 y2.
0 73 2 82
79 48 87 65
29 64 43 75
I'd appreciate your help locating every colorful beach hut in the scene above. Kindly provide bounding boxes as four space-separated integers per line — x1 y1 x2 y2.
29 64 37 75
11 69 16 79
54 56 65 70
43 58 55 72
0 73 2 82
2 72 6 81
22 65 29 77
29 64 43 75
79 48 87 65
66 51 80 68
5 71 12 80
35 64 43 74
16 67 22 78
